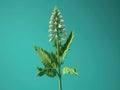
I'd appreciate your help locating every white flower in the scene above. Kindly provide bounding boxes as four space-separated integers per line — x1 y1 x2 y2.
59 15 62 19
58 24 62 28
49 34 53 37
49 38 52 42
55 17 58 21
60 19 64 23
54 21 57 25
55 34 58 38
49 25 53 28
54 29 57 32
58 24 65 29
58 12 61 16
48 29 52 32
49 21 52 24
50 15 54 20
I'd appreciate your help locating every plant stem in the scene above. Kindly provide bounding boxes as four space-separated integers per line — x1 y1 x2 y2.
56 37 62 90
58 66 62 90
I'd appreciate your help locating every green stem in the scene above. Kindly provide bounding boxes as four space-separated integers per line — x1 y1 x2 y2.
56 38 62 90
58 66 62 90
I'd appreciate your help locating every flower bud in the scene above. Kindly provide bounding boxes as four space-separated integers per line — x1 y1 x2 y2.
48 29 52 32
49 34 53 37
49 38 52 42
60 19 64 23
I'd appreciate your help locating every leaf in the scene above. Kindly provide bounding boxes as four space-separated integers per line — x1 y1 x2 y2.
36 66 45 76
62 66 78 75
45 68 57 77
37 67 57 77
35 45 57 68
37 70 45 76
36 65 43 71
60 31 74 59
36 66 57 77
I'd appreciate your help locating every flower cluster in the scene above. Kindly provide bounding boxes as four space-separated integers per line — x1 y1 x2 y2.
48 7 67 42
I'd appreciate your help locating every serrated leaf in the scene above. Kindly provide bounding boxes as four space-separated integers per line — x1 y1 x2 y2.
37 69 57 77
36 66 57 77
45 68 57 77
37 70 45 76
62 66 78 75
60 31 74 59
36 65 42 71
35 45 57 68
36 66 45 76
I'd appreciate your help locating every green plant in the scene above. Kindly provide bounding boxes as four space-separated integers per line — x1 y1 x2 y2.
34 6 78 90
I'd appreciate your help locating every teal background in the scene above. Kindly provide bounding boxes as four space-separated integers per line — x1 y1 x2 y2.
0 0 120 90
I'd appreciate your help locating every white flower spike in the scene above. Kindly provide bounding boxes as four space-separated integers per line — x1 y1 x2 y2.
48 6 67 43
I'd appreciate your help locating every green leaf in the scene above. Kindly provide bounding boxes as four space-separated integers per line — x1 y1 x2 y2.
62 66 78 75
36 66 45 76
36 65 43 71
45 68 57 77
37 70 45 76
36 66 57 77
34 45 57 68
60 31 74 59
